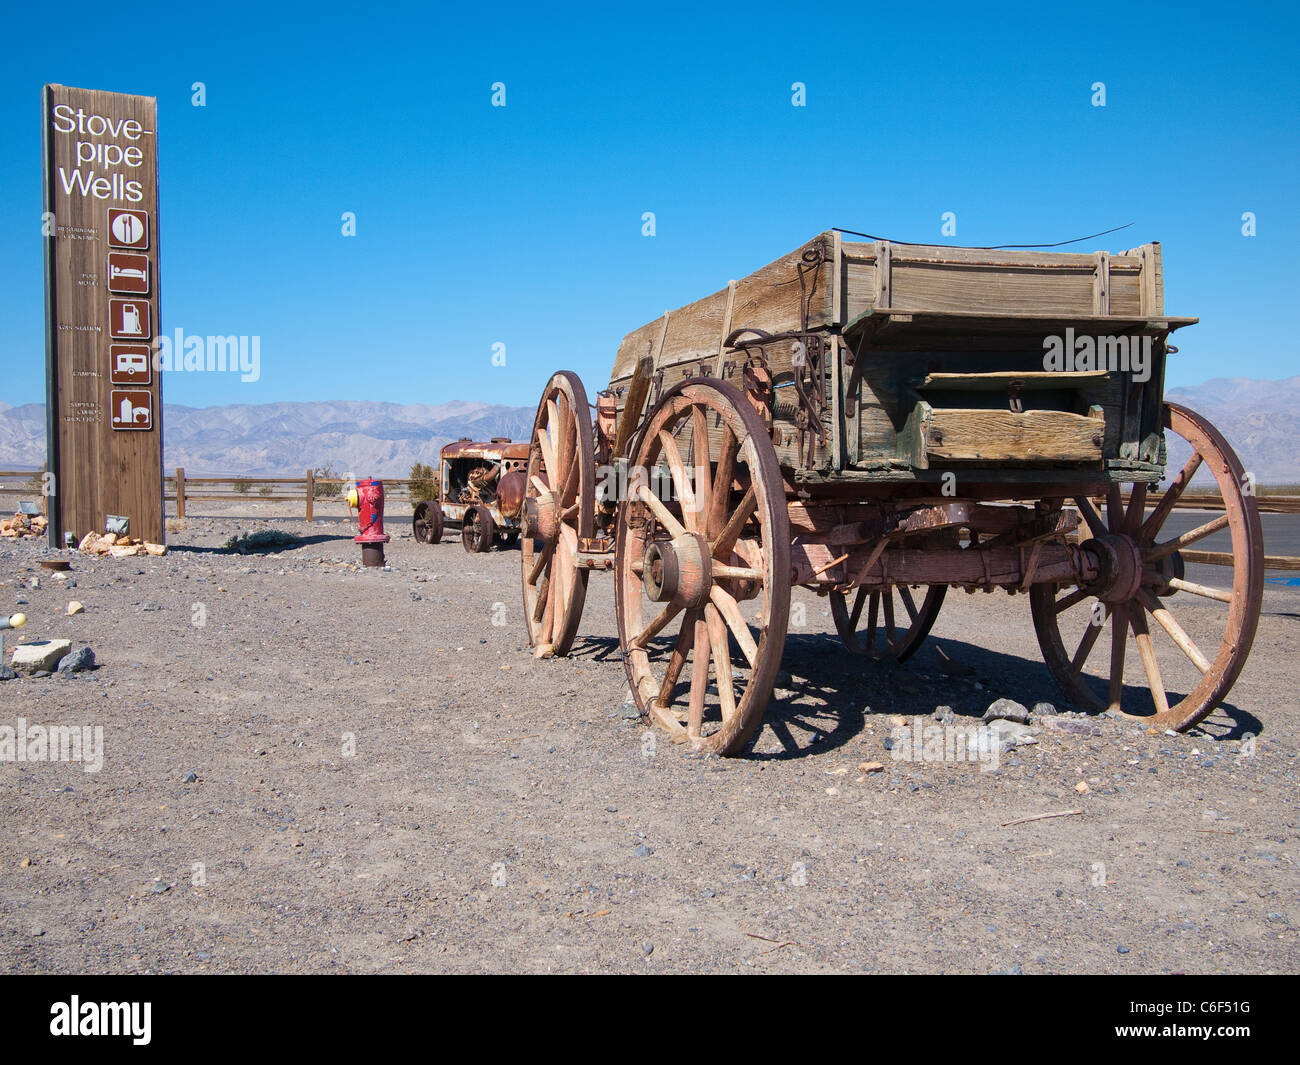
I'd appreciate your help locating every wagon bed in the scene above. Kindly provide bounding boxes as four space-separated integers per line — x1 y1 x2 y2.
606 232 1195 490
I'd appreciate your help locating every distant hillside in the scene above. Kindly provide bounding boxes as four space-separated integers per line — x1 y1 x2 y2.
1164 377 1300 487
0 400 535 476
2 379 1297 484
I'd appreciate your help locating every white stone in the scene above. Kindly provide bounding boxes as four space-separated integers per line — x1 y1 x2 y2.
10 639 72 672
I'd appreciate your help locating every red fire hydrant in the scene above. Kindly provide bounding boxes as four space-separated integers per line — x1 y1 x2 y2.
348 478 390 567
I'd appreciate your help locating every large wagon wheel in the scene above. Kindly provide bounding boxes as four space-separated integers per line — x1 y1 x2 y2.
615 378 791 756
829 584 947 661
412 500 443 544
1030 402 1263 731
521 371 594 658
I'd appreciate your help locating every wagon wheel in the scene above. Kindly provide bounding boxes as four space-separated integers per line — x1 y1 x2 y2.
1030 402 1263 731
830 584 947 661
462 504 495 553
521 371 594 658
615 378 791 756
412 500 443 544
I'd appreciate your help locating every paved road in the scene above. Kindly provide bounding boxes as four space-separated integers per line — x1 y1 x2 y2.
1158 509 1300 612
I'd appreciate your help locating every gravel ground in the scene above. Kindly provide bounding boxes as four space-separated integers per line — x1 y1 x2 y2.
0 503 1297 974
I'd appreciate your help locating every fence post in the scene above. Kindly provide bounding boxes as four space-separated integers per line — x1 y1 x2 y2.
175 467 186 519
305 468 314 522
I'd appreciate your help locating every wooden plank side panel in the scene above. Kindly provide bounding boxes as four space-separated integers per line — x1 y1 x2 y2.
926 408 1104 463
728 232 835 336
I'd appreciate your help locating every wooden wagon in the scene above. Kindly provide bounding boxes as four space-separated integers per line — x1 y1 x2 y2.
517 231 1263 755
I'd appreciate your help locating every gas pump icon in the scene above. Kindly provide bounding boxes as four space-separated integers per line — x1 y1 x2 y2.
109 298 151 340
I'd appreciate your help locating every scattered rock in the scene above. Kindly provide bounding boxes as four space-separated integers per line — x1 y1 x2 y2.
858 761 885 774
991 963 1023 975
1116 945 1130 954
1030 701 1056 717
10 638 72 673
183 771 198 784
633 844 653 858
1075 781 1091 794
0 664 14 681
66 600 84 615
56 646 95 673
983 698 1030 725
986 720 1037 748
1039 716 1102 737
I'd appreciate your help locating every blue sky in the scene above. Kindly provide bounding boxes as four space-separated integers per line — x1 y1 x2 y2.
3 0 1297 410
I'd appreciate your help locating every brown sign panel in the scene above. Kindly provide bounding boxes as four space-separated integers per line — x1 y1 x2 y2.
109 389 153 430
107 251 150 294
107 208 150 250
109 344 152 385
44 84 163 545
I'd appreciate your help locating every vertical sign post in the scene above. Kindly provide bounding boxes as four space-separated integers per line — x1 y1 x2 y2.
43 84 163 547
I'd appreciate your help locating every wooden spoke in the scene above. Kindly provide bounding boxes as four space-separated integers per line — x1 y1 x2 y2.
1074 495 1106 537
709 584 758 667
706 425 738 539
712 486 755 560
712 563 761 581
1106 485 1124 533
687 615 711 739
899 585 919 622
1054 586 1091 615
882 590 897 644
1124 483 1147 535
1107 604 1126 711
706 604 737 723
635 484 688 539
848 587 867 630
536 423 558 478
1146 513 1230 563
656 610 697 710
1162 576 1233 603
1130 608 1170 718
527 540 553 585
1138 589 1211 674
691 406 712 534
632 600 683 649
1070 610 1106 672
1141 451 1204 540
657 429 697 530
865 592 880 651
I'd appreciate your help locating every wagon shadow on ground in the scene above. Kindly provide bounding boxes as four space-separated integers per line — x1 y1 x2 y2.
570 630 1260 760
168 534 355 556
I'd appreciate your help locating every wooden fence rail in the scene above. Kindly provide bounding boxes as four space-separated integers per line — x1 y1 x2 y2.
3 469 1299 571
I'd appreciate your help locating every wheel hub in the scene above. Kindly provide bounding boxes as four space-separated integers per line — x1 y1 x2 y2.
642 533 712 609
1082 533 1143 604
525 492 560 542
